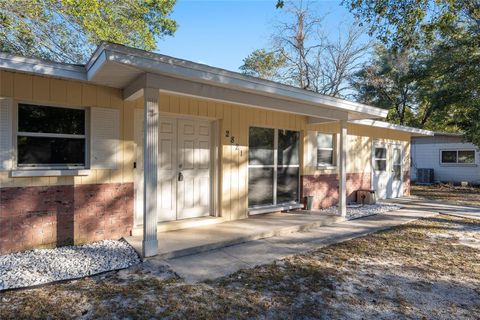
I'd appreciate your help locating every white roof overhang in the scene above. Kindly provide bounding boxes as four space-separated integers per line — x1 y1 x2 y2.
0 42 389 122
349 119 434 136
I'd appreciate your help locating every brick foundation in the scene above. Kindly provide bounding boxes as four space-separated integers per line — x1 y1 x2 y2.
0 183 133 254
301 173 372 209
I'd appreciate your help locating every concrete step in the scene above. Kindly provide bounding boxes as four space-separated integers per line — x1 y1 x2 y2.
132 216 226 236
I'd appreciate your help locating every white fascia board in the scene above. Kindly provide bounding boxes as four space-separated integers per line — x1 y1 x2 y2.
350 119 434 136
141 73 349 120
86 50 107 81
0 53 87 81
88 43 388 119
433 131 463 137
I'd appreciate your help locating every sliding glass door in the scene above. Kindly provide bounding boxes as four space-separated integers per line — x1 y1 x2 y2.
248 127 300 209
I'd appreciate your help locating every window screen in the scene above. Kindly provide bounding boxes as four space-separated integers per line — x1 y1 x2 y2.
17 104 86 167
374 147 387 171
248 127 274 166
441 151 457 163
317 133 334 166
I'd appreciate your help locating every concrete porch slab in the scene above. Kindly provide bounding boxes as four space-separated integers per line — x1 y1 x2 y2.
125 211 344 259
160 207 439 282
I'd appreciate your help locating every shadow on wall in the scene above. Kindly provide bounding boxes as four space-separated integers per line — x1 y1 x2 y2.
0 182 133 254
301 173 371 209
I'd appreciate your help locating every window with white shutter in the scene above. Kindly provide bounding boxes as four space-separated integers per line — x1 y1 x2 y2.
90 107 120 169
0 98 13 171
16 104 86 168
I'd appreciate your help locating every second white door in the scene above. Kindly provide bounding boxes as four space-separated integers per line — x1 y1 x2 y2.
372 143 403 199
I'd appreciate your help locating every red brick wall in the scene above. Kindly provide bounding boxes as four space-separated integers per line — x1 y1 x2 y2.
301 173 371 209
0 183 133 254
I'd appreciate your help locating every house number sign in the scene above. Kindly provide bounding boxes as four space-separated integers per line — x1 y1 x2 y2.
225 130 243 156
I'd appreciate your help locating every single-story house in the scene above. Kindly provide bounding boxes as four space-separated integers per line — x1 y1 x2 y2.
411 132 480 184
0 42 432 256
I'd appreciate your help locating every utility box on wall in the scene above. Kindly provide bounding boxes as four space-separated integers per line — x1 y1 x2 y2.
357 190 376 205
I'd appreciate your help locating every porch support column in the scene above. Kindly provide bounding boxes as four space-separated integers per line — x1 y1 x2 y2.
142 87 160 257
338 120 348 217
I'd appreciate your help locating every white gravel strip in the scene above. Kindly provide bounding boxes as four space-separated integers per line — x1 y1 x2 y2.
319 203 401 220
0 240 140 291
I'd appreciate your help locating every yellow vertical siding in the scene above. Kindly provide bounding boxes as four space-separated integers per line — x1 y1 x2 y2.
0 70 412 222
304 122 412 177
0 71 133 189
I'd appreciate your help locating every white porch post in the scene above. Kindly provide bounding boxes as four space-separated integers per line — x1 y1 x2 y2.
142 88 160 257
338 120 348 217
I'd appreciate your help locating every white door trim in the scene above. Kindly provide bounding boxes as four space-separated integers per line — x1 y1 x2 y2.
371 141 404 199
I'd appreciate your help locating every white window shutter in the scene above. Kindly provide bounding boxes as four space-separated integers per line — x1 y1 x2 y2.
90 107 120 169
0 98 13 171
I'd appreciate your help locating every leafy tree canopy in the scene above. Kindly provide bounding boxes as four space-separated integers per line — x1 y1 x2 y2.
0 0 177 63
239 49 286 81
341 0 472 47
344 0 480 146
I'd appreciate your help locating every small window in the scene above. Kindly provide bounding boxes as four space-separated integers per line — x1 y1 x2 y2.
374 147 387 171
441 150 475 165
392 148 402 181
458 150 475 164
317 133 335 166
17 104 87 168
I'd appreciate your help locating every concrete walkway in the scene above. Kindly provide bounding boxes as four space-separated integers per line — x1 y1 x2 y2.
386 197 480 220
126 212 343 259
153 206 439 282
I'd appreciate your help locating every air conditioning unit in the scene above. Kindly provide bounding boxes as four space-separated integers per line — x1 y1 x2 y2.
417 168 434 184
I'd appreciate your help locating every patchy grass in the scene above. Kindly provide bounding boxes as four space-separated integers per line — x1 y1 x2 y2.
1 215 479 319
412 183 480 207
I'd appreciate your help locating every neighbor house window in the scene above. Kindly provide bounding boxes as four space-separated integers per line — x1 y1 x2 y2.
440 150 475 164
317 133 335 166
17 104 86 168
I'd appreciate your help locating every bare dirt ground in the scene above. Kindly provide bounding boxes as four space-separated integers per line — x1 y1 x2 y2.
412 183 480 207
1 215 479 319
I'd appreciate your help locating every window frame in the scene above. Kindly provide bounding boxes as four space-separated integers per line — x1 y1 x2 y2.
316 132 336 168
391 146 402 181
440 149 476 166
373 146 388 172
13 102 90 170
247 126 301 209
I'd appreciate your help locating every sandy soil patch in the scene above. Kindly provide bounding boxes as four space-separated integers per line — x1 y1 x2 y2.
1 215 479 319
412 184 480 207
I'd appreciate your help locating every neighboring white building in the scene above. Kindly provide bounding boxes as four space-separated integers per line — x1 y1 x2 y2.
411 132 480 184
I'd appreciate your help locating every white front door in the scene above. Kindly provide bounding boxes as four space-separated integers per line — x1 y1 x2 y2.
372 143 404 199
158 117 177 221
176 119 211 219
134 113 212 224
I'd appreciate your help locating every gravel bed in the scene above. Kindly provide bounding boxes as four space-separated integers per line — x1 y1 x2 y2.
0 240 140 291
319 202 401 219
